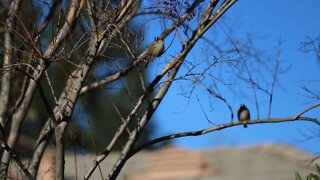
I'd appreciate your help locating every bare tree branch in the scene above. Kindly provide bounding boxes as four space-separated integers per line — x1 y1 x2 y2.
1 0 85 176
80 0 205 95
0 0 317 179
1 142 33 180
268 55 280 119
31 1 143 178
130 115 320 160
106 1 238 179
293 102 320 119
0 0 21 129
0 0 23 177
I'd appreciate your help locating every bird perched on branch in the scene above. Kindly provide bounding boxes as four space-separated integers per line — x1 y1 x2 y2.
141 37 164 62
238 104 250 128
97 8 119 40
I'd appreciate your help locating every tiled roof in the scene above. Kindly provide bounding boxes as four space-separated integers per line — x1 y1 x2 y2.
127 147 218 180
7 143 319 179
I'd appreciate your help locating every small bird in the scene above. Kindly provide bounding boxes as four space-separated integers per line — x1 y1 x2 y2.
142 37 164 62
97 8 119 40
102 8 119 23
238 104 250 128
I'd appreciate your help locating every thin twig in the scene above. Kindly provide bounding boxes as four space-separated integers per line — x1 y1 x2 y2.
129 116 320 159
293 102 320 119
268 58 279 118
106 1 238 179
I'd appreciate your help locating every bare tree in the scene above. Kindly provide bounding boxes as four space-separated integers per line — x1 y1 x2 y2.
0 0 319 180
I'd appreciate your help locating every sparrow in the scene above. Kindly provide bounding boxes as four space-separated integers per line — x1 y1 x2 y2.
97 8 119 40
142 37 164 62
238 104 250 128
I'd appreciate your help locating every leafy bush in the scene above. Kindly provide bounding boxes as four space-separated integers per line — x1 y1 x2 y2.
295 164 320 180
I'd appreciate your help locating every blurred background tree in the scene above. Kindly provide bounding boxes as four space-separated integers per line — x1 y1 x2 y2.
0 0 319 179
0 0 155 155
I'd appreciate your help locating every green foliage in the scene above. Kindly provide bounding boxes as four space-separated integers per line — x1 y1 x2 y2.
296 171 302 180
295 164 320 180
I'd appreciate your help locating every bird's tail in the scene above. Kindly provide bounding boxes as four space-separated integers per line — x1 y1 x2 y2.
244 124 247 128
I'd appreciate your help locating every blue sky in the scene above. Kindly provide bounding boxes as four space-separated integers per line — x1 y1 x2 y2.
144 0 320 154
